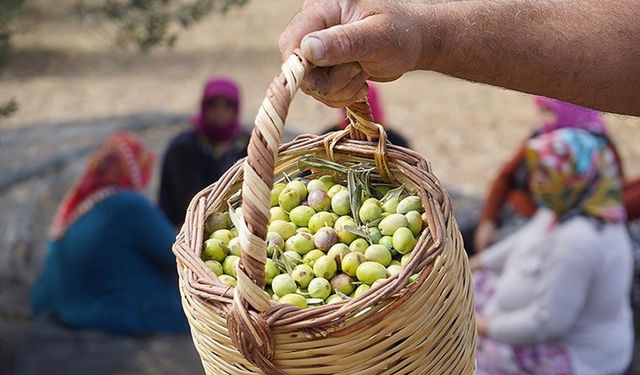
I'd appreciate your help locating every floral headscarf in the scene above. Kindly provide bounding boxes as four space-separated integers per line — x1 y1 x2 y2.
534 97 607 135
50 132 155 239
525 128 625 223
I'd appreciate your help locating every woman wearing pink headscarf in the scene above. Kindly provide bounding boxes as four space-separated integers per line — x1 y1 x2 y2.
321 82 410 148
159 77 249 227
471 97 640 253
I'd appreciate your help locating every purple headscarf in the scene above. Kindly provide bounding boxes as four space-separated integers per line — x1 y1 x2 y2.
190 77 241 143
534 97 607 135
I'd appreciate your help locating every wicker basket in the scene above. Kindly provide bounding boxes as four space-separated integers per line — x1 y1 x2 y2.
172 52 477 375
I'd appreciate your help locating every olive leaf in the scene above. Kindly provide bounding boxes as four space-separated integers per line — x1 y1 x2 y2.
344 225 371 242
347 169 362 226
380 185 405 203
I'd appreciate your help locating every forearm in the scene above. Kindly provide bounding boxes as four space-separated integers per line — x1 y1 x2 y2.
422 0 640 115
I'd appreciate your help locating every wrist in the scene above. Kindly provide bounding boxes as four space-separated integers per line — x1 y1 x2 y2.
410 2 457 73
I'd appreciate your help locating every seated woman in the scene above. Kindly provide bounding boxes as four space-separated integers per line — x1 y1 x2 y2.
321 82 410 148
473 97 640 254
159 77 249 227
471 128 633 374
31 133 188 335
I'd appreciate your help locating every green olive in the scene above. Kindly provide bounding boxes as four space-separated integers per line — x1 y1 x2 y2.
205 260 223 276
307 179 328 193
272 274 297 297
264 259 280 284
270 183 287 207
222 255 240 278
356 261 387 285
392 227 416 254
289 205 316 227
397 196 423 214
341 252 366 277
291 264 314 288
378 214 409 236
203 238 228 262
313 255 337 279
308 212 336 233
269 207 290 223
286 180 308 200
405 211 423 236
308 277 332 299
364 244 392 266
349 238 369 253
331 190 351 216
278 293 307 309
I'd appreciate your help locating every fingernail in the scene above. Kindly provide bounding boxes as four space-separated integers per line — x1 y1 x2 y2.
301 36 326 61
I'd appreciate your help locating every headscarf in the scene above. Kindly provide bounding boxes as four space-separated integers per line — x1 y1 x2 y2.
50 132 155 239
190 77 241 143
339 82 385 128
525 128 625 223
534 97 607 135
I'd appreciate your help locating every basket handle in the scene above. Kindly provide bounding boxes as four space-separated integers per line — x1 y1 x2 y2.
228 52 389 373
234 52 384 309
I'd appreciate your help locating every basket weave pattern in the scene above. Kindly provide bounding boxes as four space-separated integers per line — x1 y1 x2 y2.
172 53 477 374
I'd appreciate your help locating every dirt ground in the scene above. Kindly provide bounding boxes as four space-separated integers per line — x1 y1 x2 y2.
3 0 640 196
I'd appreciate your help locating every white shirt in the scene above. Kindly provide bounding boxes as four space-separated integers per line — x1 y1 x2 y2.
480 209 634 375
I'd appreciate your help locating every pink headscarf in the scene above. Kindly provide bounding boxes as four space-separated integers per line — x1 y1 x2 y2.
534 97 607 135
339 82 385 128
190 77 241 143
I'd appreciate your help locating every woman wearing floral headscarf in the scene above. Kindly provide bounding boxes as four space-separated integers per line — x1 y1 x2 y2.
32 133 188 335
473 97 640 253
470 128 633 375
159 77 249 227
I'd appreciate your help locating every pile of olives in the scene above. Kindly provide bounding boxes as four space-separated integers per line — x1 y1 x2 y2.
202 175 424 309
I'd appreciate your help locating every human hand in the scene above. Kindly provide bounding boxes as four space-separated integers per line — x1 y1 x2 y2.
474 220 497 253
279 0 438 108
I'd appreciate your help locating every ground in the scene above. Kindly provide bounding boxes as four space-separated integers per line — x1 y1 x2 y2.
2 1 640 374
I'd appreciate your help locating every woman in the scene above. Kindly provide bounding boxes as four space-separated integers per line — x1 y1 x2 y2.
32 133 188 335
321 82 410 148
159 77 249 227
473 97 640 253
471 128 633 374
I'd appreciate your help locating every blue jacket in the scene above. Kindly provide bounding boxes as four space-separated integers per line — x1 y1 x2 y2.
31 191 188 335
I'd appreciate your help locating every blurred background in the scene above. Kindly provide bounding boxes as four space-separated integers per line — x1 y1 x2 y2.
2 0 640 374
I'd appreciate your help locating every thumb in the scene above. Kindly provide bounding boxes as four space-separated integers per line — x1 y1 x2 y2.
300 17 384 67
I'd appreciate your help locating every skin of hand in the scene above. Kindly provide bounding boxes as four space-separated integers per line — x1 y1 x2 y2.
474 220 497 253
279 0 640 115
279 0 436 108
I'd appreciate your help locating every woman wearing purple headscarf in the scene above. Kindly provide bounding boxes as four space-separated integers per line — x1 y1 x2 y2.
467 97 640 254
159 77 249 227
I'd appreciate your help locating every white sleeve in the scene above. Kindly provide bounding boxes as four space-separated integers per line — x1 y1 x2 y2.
486 231 593 345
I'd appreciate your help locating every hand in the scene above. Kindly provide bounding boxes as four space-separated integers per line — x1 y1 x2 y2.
474 220 497 253
278 0 439 108
476 316 490 336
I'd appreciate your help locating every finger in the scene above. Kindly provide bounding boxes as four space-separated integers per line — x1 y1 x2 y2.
312 85 369 109
278 1 342 61
327 63 364 93
327 70 369 102
300 15 389 67
301 62 363 96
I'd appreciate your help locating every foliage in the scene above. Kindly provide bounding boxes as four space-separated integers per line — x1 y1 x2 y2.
78 0 249 51
0 0 23 117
